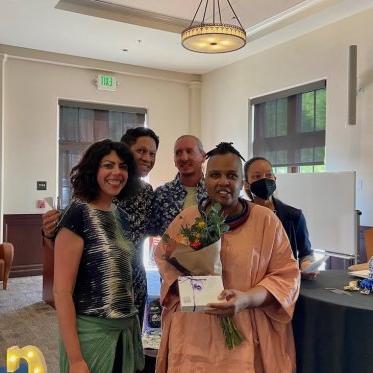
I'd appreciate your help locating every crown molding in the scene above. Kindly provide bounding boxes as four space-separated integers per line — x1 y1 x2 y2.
0 44 201 84
55 0 190 33
56 0 344 39
246 0 341 40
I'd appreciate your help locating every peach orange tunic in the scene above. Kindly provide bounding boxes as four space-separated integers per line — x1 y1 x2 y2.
155 203 300 373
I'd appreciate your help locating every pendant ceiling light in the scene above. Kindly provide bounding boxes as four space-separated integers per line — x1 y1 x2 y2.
181 0 246 54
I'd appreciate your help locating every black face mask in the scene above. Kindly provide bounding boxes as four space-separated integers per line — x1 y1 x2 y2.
249 178 276 200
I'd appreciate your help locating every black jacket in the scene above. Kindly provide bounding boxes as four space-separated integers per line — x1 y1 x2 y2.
272 197 312 260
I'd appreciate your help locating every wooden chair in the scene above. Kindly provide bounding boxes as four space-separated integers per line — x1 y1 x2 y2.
364 228 373 261
0 242 14 289
348 228 373 271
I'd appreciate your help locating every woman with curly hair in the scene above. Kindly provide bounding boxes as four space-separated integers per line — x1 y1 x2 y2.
54 139 144 373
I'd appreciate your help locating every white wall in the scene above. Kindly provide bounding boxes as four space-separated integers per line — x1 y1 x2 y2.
1 49 197 217
201 9 373 226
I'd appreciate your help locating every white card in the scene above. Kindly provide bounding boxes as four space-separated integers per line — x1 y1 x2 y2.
178 275 224 312
348 270 369 279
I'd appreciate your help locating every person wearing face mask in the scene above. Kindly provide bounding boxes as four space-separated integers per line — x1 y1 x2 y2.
244 157 317 280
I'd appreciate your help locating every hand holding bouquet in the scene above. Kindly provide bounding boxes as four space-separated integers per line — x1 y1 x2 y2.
162 203 244 349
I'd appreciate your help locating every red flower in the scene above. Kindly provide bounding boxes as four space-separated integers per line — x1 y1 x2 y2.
190 241 202 250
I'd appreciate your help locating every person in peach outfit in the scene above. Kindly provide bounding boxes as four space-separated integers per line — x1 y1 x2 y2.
155 142 300 373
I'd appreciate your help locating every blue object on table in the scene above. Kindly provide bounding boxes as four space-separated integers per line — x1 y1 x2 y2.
0 362 28 373
358 278 373 292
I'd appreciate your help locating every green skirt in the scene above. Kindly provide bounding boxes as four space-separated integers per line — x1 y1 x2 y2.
59 314 145 373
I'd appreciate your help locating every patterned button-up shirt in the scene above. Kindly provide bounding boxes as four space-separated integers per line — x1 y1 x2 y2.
115 180 154 321
150 174 207 236
116 180 154 249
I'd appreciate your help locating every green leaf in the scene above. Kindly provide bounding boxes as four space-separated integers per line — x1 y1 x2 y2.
162 233 170 243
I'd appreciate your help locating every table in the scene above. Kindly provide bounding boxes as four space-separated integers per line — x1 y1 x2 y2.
293 270 373 373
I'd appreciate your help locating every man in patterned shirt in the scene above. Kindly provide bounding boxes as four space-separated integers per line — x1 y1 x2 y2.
150 135 207 236
117 127 159 325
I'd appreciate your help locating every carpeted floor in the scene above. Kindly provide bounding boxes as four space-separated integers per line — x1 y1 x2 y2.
0 272 161 372
0 276 59 371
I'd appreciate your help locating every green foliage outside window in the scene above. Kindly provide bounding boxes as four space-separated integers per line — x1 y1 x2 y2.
253 82 326 174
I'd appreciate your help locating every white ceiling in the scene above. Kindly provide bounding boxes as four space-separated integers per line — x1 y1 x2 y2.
104 0 304 27
0 0 372 74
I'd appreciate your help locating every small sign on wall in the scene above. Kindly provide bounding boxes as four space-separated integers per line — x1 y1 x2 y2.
96 74 118 91
37 181 47 190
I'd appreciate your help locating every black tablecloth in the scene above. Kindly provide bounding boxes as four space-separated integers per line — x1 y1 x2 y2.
293 270 373 373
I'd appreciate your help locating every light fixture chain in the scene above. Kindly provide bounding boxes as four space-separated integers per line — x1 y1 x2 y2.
227 0 244 29
190 0 203 26
217 0 222 24
202 0 209 25
213 0 215 24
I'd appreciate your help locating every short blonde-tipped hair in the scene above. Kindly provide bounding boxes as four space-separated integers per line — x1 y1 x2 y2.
174 135 205 155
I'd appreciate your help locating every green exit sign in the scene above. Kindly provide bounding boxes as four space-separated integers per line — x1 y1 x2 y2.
97 74 117 91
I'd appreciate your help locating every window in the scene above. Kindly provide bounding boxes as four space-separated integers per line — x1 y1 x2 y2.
58 100 146 208
251 80 326 173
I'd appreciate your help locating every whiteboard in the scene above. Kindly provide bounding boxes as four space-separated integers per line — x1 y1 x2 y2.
275 171 356 257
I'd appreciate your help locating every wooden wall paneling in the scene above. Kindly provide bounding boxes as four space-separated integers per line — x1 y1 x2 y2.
3 214 43 277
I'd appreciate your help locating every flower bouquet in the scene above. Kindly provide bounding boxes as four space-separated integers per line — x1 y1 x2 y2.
163 203 226 275
162 202 244 349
